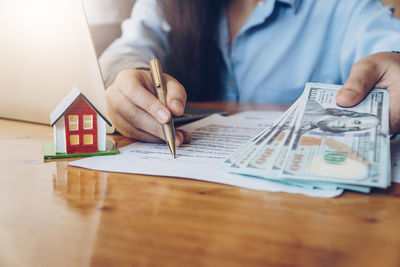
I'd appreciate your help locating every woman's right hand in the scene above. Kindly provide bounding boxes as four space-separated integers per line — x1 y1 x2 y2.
105 69 191 145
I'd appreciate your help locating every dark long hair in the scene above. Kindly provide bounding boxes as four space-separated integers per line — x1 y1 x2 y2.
158 0 225 101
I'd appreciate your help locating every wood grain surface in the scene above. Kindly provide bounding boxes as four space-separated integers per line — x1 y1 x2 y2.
1 102 399 267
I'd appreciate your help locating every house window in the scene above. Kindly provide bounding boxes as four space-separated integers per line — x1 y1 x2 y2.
70 135 79 145
83 134 93 145
68 115 79 131
83 115 93 130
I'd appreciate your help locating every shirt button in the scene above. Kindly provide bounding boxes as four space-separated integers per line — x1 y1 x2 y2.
229 81 235 87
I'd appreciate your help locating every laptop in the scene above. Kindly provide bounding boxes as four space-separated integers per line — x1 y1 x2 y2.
0 0 108 127
0 0 226 131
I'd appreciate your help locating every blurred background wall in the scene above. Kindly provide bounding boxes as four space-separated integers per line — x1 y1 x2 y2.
83 0 136 56
82 0 400 57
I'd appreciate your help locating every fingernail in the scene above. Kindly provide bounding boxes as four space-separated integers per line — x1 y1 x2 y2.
336 89 358 106
172 99 184 113
175 131 183 146
157 109 169 123
182 131 191 144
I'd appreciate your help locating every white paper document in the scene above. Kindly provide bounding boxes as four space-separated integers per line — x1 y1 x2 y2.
69 111 343 198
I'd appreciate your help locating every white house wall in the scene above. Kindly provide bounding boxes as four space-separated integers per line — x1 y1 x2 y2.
54 117 66 153
97 114 106 151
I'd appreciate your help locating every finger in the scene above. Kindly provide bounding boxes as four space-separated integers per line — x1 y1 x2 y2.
336 59 383 107
113 92 186 146
177 129 192 144
116 111 185 145
174 130 184 146
130 70 186 117
115 110 186 145
389 89 400 133
119 78 172 124
126 70 186 118
165 75 186 116
112 112 163 143
106 90 160 142
110 84 186 144
114 92 167 140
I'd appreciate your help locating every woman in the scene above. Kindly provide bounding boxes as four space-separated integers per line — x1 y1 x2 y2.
100 0 400 145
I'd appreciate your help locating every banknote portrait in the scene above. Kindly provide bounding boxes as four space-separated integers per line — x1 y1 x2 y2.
311 108 379 133
304 100 379 133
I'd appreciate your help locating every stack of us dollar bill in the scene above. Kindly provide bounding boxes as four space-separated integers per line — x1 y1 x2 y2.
223 83 391 193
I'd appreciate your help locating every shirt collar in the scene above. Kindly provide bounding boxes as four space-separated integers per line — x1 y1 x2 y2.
217 0 303 48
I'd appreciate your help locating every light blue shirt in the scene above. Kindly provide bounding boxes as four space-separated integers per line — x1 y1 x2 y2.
100 0 400 103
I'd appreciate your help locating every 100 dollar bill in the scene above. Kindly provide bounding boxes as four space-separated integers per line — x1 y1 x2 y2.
281 83 390 188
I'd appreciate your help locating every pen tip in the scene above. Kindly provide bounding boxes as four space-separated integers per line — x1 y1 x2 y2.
167 139 176 159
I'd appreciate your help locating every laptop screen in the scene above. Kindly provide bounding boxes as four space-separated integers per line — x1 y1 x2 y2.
0 0 107 126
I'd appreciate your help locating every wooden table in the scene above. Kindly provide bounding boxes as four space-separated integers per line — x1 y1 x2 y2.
1 102 400 267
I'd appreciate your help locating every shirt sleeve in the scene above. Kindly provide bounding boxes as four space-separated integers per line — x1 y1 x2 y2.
340 0 400 81
99 0 170 87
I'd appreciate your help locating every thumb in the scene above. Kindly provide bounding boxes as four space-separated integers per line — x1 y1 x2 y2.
336 59 382 107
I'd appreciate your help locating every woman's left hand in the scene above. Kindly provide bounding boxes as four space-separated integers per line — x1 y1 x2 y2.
336 52 400 133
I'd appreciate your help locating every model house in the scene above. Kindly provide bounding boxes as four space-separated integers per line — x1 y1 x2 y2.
50 86 111 154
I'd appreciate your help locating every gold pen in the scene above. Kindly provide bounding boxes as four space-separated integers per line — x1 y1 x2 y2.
150 58 176 158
